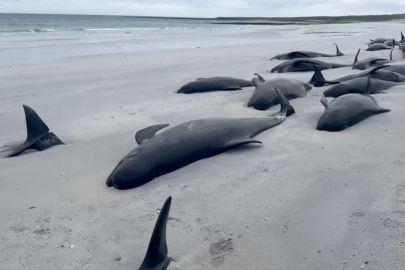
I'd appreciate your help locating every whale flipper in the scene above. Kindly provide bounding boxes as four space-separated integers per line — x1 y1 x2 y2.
135 124 170 145
139 197 172 270
254 73 266 83
320 97 330 109
7 105 63 157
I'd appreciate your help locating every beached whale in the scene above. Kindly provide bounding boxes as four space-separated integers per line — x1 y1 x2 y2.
271 58 350 73
138 197 172 270
106 90 294 190
317 78 390 131
367 43 393 51
271 43 344 60
369 37 391 45
381 65 405 76
4 105 64 157
177 77 254 94
247 73 311 110
323 77 405 98
352 48 393 70
309 65 405 87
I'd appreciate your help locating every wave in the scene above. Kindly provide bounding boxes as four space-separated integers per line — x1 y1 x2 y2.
0 27 191 34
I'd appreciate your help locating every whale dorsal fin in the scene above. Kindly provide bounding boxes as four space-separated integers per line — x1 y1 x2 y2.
135 124 169 145
309 65 338 87
320 97 329 109
334 43 344 56
7 105 50 157
401 31 404 41
139 197 172 270
353 49 360 65
390 47 394 62
365 77 372 95
368 65 390 74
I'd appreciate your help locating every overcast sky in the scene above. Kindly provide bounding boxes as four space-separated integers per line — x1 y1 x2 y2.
1 0 405 18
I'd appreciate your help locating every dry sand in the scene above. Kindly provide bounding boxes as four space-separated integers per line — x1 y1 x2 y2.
1 21 405 270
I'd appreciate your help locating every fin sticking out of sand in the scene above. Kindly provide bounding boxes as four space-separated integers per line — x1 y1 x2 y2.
139 197 172 270
7 105 64 157
334 43 344 56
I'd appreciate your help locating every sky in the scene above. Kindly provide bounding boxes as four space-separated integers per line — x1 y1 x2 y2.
0 0 405 18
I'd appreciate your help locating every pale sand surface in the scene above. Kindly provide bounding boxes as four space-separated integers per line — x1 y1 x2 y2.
1 22 405 270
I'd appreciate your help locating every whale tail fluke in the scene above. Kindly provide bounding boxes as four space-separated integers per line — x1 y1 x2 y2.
139 197 172 270
274 88 295 117
309 65 339 87
7 105 63 157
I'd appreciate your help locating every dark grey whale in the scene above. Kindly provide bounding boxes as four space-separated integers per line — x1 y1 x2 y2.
138 197 172 270
352 48 393 70
177 77 254 94
382 65 405 76
309 65 405 87
323 77 405 98
317 78 390 131
271 43 344 60
369 37 390 45
5 105 64 157
247 73 311 110
271 58 350 73
106 90 294 190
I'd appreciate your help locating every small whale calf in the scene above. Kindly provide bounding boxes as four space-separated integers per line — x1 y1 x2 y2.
106 90 294 190
5 105 64 157
367 43 393 51
352 48 393 70
271 58 350 73
177 77 253 94
138 197 172 270
323 77 404 98
247 73 311 110
271 43 344 60
317 78 390 131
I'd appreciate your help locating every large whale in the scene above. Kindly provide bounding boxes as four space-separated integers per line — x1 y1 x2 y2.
138 197 172 270
323 77 405 98
106 90 295 190
177 77 254 94
271 58 350 73
247 73 311 110
309 65 405 87
271 43 344 60
317 78 390 131
382 65 405 76
352 48 393 70
4 105 64 157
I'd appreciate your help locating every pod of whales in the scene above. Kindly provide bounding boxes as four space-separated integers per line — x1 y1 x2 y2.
352 48 393 70
138 196 172 270
106 90 295 190
271 58 350 73
310 65 405 87
317 78 390 131
247 73 311 110
323 77 405 98
177 77 254 94
5 105 64 157
271 43 344 60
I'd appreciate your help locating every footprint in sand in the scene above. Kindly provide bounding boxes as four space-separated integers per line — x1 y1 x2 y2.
209 238 234 267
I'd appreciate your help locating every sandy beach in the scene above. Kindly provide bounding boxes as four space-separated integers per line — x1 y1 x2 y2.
1 20 405 270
